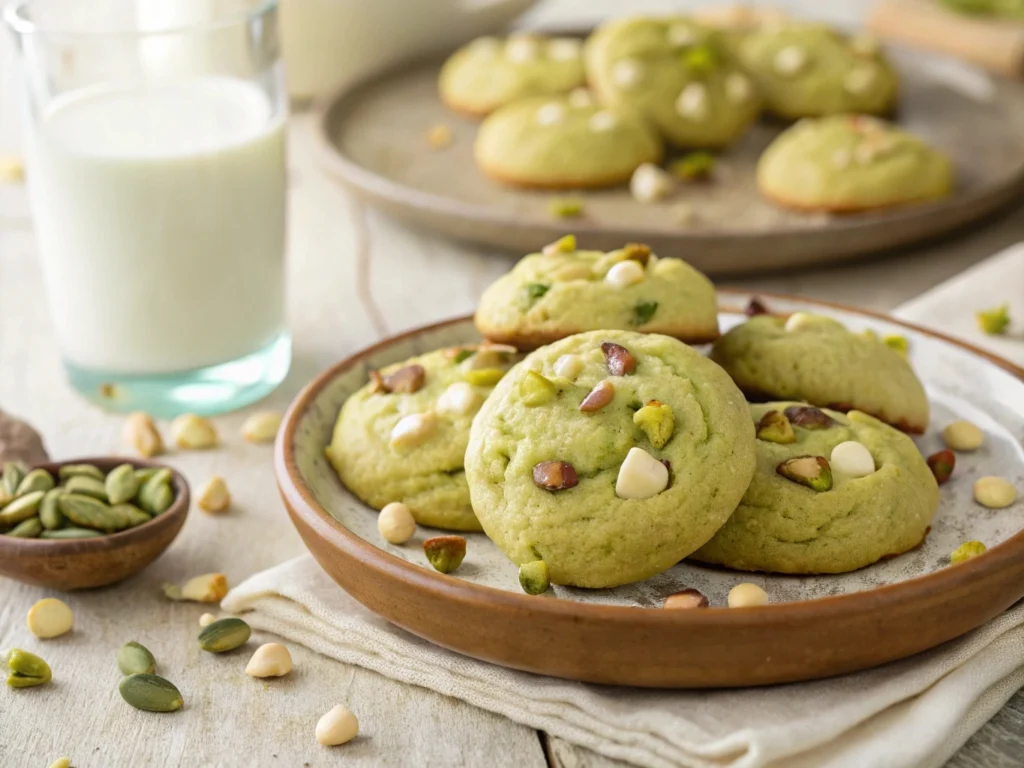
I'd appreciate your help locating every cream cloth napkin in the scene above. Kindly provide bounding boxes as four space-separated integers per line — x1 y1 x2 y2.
223 245 1024 768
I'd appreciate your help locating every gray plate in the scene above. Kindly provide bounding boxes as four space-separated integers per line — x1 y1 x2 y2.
317 38 1024 275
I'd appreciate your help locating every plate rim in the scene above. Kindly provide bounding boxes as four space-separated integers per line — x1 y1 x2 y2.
275 290 1024 631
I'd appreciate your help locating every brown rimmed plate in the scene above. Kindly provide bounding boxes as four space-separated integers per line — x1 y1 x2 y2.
275 291 1024 687
316 35 1024 276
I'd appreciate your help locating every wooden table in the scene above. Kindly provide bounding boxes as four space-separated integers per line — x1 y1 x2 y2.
2 1 1024 765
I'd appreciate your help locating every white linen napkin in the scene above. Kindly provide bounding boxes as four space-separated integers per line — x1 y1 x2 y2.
223 245 1024 768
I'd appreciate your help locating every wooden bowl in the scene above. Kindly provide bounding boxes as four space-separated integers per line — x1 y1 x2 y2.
275 292 1024 688
0 457 190 590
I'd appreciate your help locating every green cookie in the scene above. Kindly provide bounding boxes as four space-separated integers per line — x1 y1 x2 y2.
692 403 939 574
585 16 762 148
710 311 929 433
327 345 519 532
474 238 719 350
757 115 954 212
465 330 756 588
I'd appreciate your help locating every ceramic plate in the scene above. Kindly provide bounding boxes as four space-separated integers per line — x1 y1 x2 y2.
317 37 1024 275
276 292 1024 687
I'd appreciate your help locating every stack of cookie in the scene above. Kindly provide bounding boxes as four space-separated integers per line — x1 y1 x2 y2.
436 13 954 213
327 238 943 591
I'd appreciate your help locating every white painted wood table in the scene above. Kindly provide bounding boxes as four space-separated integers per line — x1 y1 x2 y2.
2 1 1024 766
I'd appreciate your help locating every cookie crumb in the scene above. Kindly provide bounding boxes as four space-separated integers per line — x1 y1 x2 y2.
547 196 585 219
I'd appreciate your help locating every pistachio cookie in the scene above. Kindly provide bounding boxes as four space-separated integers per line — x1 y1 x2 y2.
584 16 761 149
757 115 954 212
710 311 929 433
736 23 898 119
439 34 586 117
474 91 663 188
465 330 756 588
692 403 939 574
326 345 519 532
474 238 719 350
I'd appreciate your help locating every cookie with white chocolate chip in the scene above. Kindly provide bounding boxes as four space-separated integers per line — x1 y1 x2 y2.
326 345 519 531
691 402 939 574
710 310 930 433
465 330 756 588
757 115 954 212
439 33 586 117
736 22 898 119
584 16 761 149
473 91 663 189
474 237 719 350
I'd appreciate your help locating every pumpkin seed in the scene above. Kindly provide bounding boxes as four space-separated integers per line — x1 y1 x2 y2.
198 618 251 653
138 469 174 515
1 461 28 497
119 673 183 712
117 641 156 676
63 475 108 502
105 463 139 505
6 517 42 538
39 489 65 530
15 468 55 497
58 494 116 530
41 527 103 539
4 648 51 688
58 464 104 482
0 491 45 526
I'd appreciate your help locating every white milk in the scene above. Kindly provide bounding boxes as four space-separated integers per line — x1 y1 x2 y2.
26 77 287 374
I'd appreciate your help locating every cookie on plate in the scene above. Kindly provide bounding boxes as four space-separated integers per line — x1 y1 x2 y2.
710 310 929 433
326 344 519 532
439 33 586 117
691 402 939 574
474 238 719 350
584 16 761 149
474 91 663 188
736 23 898 119
465 330 757 588
757 115 954 212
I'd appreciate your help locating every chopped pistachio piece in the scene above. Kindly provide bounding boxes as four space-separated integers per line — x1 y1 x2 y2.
532 461 578 491
784 405 834 429
976 304 1010 336
601 342 636 376
525 283 550 302
745 297 770 317
950 541 986 564
519 560 550 595
634 300 658 325
663 589 709 609
542 234 576 255
681 44 716 74
381 364 426 394
464 368 506 387
926 449 955 485
883 334 908 357
621 243 652 264
633 400 675 449
670 151 716 181
520 370 558 407
423 536 467 574
548 196 584 218
756 410 796 444
776 456 833 491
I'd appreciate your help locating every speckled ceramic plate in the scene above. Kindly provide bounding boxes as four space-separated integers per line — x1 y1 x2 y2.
275 291 1024 687
316 34 1024 276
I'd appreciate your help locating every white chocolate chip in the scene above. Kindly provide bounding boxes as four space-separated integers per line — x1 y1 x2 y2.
845 63 878 95
615 447 669 500
246 642 293 678
667 24 699 47
774 45 808 76
630 162 674 203
725 72 753 105
553 354 584 381
675 82 709 121
390 412 437 450
568 88 593 108
830 441 875 478
784 311 815 332
612 59 643 89
943 420 984 452
536 102 567 126
974 476 1017 509
604 260 646 288
728 583 769 608
26 598 74 639
317 704 359 746
832 147 852 170
589 110 617 132
547 37 581 61
199 613 217 627
378 501 417 544
506 35 538 63
437 382 482 416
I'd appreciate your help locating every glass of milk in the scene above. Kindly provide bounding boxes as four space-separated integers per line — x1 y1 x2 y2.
4 0 290 416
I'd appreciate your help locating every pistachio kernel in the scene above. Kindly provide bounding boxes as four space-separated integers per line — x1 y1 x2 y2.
464 368 506 387
670 151 715 182
663 589 709 610
520 370 558 407
883 334 908 357
525 283 550 302
5 648 52 688
381 364 426 394
633 400 675 449
756 410 796 444
423 535 467 574
634 300 658 326
601 342 636 376
579 380 615 413
745 297 770 317
976 304 1010 336
542 234 576 255
532 461 578 491
368 370 388 394
621 243 652 264
776 456 833 491
926 449 955 485
519 560 550 595
548 196 584 218
170 413 218 450
950 541 986 564
784 405 834 429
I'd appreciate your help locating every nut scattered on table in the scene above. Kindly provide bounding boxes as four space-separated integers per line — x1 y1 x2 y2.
316 704 359 746
663 589 709 610
26 598 74 639
198 617 252 653
976 304 1010 336
123 412 164 458
117 641 157 676
4 648 52 688
171 414 218 450
242 410 284 444
246 643 293 678
942 420 984 452
119 673 183 712
197 476 231 514
926 449 955 485
423 535 467 574
973 476 1017 509
519 560 550 595
630 162 674 203
547 196 584 219
727 583 769 608
47 758 71 768
950 541 987 564
199 613 217 628
378 501 416 544
164 573 229 603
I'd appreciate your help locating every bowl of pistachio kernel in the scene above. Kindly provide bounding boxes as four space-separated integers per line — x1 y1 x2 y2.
0 457 190 590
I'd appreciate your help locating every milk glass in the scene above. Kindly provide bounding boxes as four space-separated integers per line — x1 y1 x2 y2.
4 0 290 416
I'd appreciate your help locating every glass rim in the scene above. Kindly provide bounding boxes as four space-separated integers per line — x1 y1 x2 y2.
3 0 277 39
